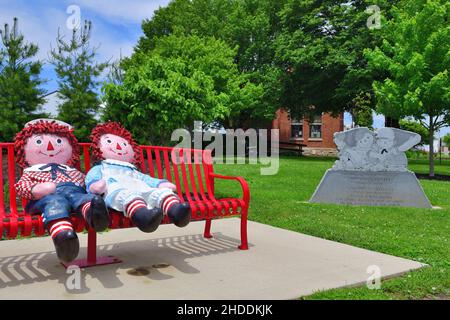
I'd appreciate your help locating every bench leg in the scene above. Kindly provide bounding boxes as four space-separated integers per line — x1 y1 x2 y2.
238 208 249 250
203 219 213 239
61 228 122 268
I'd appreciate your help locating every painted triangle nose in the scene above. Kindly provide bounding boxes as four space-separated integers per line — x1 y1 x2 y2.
47 141 54 151
116 143 122 150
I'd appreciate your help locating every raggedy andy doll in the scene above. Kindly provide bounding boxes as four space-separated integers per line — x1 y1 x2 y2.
85 122 191 233
14 119 109 263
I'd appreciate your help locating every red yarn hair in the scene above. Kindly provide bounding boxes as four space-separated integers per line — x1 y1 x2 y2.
14 120 80 168
90 121 141 165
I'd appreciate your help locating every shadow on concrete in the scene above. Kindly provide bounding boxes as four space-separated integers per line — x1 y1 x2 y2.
0 232 249 294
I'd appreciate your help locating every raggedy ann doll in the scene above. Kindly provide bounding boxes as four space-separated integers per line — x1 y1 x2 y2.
14 119 109 263
85 122 191 233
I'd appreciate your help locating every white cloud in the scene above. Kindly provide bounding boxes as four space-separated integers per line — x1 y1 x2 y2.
40 91 64 116
0 1 169 62
0 6 68 61
72 0 169 24
80 18 137 63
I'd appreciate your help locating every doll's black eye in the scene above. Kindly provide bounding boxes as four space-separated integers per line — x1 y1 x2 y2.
56 139 62 144
36 139 42 145
123 142 127 146
107 139 112 144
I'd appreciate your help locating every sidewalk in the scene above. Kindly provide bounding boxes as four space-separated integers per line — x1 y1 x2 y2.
0 218 425 299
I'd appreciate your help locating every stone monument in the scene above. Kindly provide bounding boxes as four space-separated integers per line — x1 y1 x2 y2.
310 127 432 208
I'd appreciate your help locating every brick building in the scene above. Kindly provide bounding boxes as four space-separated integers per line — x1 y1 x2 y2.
271 108 344 156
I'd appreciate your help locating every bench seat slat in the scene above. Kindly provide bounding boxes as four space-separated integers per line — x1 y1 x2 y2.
0 147 5 217
163 149 173 182
170 150 185 200
7 145 18 217
146 148 155 177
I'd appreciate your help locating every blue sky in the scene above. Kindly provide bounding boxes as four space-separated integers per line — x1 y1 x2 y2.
1 0 448 137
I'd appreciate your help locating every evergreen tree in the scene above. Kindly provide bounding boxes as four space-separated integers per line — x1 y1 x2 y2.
50 20 108 141
106 54 124 86
0 17 46 141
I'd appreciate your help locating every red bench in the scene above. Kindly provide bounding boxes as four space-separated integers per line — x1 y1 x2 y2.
0 143 250 268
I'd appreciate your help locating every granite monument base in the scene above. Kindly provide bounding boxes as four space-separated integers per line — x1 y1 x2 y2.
310 170 432 208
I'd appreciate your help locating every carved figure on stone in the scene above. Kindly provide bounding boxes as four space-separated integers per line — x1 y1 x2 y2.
370 128 421 171
332 128 376 171
332 127 421 172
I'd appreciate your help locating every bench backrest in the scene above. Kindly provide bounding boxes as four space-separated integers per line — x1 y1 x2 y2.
0 142 215 220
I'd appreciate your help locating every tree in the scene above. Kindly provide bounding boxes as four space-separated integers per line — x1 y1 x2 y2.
139 0 405 126
0 17 46 141
138 0 285 128
274 0 399 120
443 133 450 147
350 92 374 128
365 0 450 176
102 33 263 145
50 21 108 141
399 119 428 146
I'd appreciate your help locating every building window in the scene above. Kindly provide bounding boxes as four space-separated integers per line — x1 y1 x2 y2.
309 115 322 139
291 119 303 139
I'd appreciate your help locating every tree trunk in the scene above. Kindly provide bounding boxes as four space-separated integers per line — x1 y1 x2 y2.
385 116 400 128
429 120 435 177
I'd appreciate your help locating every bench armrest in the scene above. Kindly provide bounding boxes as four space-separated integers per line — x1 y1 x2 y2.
209 173 250 206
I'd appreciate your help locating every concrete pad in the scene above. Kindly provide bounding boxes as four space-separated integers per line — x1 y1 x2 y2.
0 218 425 299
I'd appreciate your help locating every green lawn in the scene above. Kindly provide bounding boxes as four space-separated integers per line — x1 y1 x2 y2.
213 156 450 300
409 159 450 176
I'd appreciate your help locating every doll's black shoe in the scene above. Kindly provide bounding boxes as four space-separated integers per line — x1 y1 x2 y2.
167 202 191 228
131 207 163 233
83 196 110 232
53 230 79 263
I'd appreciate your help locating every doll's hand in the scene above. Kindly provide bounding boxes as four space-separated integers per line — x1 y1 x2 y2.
32 182 56 199
90 179 107 194
159 182 177 191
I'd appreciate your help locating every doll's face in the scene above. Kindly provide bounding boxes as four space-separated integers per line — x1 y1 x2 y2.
99 134 135 163
24 134 73 166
